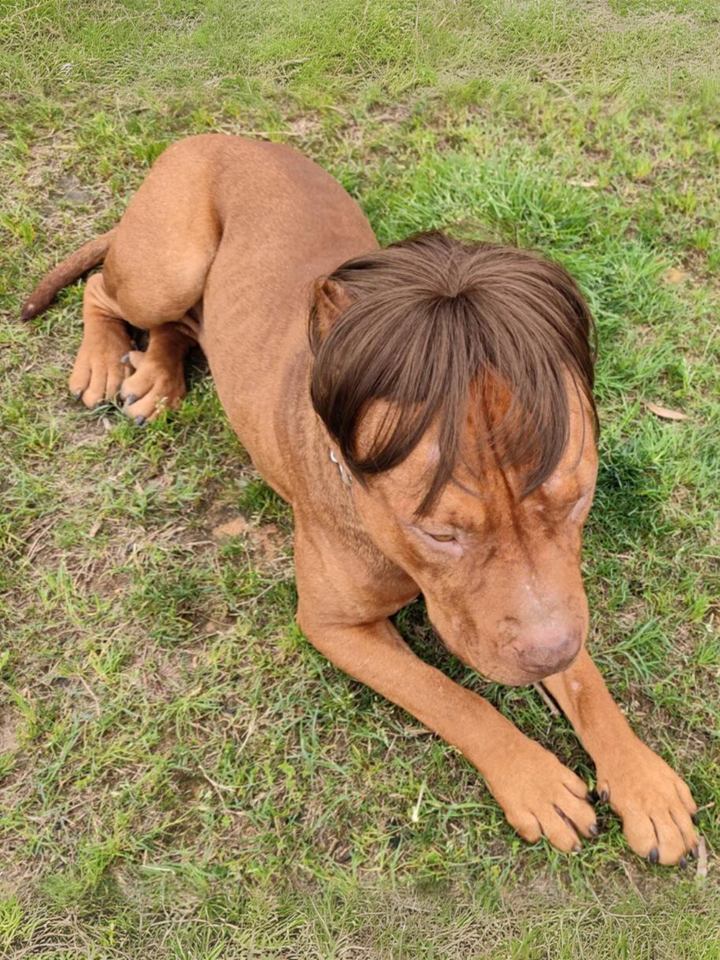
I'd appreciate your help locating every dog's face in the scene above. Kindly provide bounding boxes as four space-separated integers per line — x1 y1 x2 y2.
349 385 597 685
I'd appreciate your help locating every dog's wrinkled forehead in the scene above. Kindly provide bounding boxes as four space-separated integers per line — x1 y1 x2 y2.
364 373 597 517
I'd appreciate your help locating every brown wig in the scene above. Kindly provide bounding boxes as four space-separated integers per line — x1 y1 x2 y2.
309 231 597 515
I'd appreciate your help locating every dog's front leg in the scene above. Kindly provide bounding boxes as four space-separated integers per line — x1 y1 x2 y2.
297 606 598 853
543 649 698 865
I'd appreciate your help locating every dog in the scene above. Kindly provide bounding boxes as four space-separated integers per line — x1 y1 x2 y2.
23 133 698 865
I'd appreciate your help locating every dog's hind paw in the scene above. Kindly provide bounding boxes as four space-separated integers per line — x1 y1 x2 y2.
119 348 187 424
69 329 133 408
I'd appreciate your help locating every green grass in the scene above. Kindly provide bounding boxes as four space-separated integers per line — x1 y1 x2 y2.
2 0 720 955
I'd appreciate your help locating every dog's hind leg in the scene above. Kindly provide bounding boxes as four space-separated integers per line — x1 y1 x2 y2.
68 273 134 408
68 266 201 416
68 136 222 414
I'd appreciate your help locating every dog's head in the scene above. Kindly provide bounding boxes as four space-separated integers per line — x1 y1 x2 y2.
309 232 598 685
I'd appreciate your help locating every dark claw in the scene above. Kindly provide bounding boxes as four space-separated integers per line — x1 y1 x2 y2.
73 390 83 401
648 848 659 865
691 845 699 859
572 844 582 854
692 812 700 825
679 856 687 869
589 823 600 837
134 415 146 426
126 394 137 406
120 353 130 364
599 790 609 804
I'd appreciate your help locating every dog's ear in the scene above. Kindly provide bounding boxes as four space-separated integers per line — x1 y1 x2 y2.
309 278 354 348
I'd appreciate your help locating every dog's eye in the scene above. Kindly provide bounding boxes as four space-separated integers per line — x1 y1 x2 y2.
411 526 461 550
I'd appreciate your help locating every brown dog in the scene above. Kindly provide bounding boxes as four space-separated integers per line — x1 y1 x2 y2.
23 133 698 864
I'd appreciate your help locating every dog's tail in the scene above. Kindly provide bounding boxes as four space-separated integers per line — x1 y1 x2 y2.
20 228 117 321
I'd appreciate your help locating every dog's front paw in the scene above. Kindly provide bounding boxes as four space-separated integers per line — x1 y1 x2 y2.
487 739 597 853
119 349 187 424
596 740 698 865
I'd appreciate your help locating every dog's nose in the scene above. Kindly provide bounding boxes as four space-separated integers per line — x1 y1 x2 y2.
515 631 581 678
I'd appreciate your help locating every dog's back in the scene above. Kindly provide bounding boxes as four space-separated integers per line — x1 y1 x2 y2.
22 134 377 492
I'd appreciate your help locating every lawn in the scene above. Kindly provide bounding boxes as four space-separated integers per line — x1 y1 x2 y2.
1 0 720 956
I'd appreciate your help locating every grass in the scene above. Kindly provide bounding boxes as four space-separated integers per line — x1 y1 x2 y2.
1 0 720 955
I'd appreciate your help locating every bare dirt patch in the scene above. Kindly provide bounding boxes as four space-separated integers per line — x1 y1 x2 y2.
0 709 20 754
212 514 288 564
